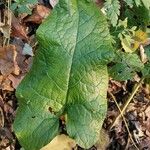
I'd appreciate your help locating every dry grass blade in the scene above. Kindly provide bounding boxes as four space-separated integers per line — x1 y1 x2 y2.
108 91 139 150
0 107 4 128
0 0 12 46
7 0 12 45
111 78 144 129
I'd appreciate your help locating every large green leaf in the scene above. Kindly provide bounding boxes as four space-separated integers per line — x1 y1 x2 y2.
145 45 150 61
141 0 150 9
13 0 114 149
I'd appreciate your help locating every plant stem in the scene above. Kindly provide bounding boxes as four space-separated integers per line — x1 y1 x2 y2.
7 0 11 45
108 91 139 150
110 78 144 129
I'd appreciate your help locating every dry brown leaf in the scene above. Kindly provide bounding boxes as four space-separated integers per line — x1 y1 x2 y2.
0 77 13 91
8 74 24 89
11 15 28 40
140 45 148 63
41 134 76 150
145 106 150 119
0 24 10 39
24 5 50 24
12 38 28 73
0 75 3 83
0 45 20 76
25 57 33 72
0 9 11 40
143 106 150 132
139 137 150 149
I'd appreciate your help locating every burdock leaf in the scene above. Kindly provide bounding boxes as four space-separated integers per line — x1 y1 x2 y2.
14 0 114 149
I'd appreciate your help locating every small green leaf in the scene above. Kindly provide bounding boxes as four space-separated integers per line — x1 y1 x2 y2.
120 36 134 53
118 18 128 28
11 0 38 14
17 5 32 14
134 0 142 7
10 3 18 11
109 52 144 80
124 0 134 8
104 0 120 26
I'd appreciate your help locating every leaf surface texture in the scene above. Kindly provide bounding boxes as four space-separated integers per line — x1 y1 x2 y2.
14 0 114 149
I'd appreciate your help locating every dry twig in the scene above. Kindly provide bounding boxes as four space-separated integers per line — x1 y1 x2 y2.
111 78 144 129
108 91 139 150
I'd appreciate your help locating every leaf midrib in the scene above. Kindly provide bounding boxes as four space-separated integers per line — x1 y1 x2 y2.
65 0 80 105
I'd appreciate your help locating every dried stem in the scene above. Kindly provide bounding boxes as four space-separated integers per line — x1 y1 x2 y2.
7 0 12 45
110 78 144 128
108 91 139 150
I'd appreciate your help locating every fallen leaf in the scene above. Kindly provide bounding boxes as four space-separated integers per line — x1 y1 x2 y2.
145 106 150 117
140 45 148 63
0 77 13 91
139 137 150 149
24 5 50 24
0 9 11 40
0 45 20 76
8 74 24 89
143 106 150 132
49 0 59 8
96 129 110 150
0 24 10 39
12 38 28 73
11 15 28 40
108 80 123 94
22 43 34 56
0 33 3 46
24 57 33 72
0 128 14 147
41 134 76 150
